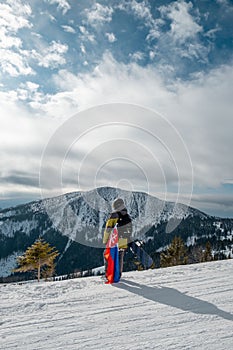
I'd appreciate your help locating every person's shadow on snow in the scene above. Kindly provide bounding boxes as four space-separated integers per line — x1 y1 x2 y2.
114 279 233 321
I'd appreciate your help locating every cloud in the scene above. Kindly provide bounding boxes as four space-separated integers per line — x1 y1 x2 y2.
80 43 86 54
105 32 117 43
149 0 208 66
0 0 33 76
85 3 113 27
204 27 222 40
79 26 95 42
159 0 203 43
119 0 154 27
0 2 68 77
0 49 34 76
0 1 32 33
1 172 39 188
62 25 76 33
223 180 233 185
30 53 174 118
129 51 144 62
119 0 161 40
46 0 71 15
216 0 233 9
30 54 233 198
146 28 161 42
0 88 59 204
117 0 207 67
190 193 233 217
11 81 41 103
1 29 232 217
31 40 68 69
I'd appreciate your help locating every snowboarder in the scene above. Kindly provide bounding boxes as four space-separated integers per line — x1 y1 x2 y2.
103 198 132 280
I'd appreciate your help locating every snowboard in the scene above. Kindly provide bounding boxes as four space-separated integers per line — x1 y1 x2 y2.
129 240 154 269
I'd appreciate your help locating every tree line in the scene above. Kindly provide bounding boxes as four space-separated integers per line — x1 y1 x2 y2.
4 234 232 283
160 236 214 268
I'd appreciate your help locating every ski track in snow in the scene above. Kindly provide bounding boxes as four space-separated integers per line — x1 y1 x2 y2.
0 260 233 349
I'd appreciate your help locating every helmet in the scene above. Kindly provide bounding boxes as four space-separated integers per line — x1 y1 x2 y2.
112 198 125 212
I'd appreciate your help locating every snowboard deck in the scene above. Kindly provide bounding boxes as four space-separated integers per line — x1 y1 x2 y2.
129 240 154 269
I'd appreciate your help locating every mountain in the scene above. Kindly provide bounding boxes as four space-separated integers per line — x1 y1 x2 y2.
0 187 233 279
1 260 233 349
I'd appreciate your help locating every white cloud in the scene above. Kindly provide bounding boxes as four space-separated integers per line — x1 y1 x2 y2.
0 1 32 33
79 26 86 34
0 1 34 76
0 49 34 76
0 1 31 49
12 81 40 102
0 30 22 49
85 3 113 27
105 32 117 43
149 50 156 60
216 0 233 8
177 42 209 63
0 90 58 196
146 28 161 42
129 51 144 62
80 43 86 54
128 0 154 27
152 1 208 64
32 54 233 193
205 27 222 39
46 0 71 15
31 41 68 69
1 51 232 216
79 26 95 42
0 2 68 77
62 25 76 34
223 179 233 185
40 53 173 116
119 0 155 27
118 0 161 41
159 0 202 43
25 81 40 91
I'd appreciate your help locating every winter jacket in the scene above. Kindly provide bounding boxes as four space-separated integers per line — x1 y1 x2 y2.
103 208 132 249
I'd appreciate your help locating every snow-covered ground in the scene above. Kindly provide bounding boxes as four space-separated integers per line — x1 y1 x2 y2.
1 260 233 350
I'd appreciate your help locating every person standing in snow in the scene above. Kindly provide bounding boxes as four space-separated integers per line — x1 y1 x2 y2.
103 198 132 277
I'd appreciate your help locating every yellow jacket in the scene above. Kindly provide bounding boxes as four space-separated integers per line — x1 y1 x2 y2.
103 209 132 249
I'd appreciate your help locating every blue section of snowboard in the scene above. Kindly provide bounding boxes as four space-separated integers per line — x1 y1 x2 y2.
130 241 154 269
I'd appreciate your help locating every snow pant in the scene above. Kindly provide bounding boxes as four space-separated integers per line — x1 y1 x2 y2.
119 249 125 275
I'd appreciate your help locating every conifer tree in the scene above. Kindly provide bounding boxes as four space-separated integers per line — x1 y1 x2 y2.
188 245 203 264
160 236 188 268
202 241 213 262
14 238 59 282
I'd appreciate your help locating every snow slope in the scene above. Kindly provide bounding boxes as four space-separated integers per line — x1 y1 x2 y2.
1 260 233 350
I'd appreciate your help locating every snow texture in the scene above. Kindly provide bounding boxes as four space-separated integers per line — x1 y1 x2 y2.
0 252 22 277
0 260 233 349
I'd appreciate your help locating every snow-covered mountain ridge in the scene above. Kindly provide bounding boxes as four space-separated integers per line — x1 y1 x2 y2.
1 260 233 349
0 186 205 240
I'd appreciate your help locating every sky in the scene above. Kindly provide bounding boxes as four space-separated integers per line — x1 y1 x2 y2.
0 0 233 217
